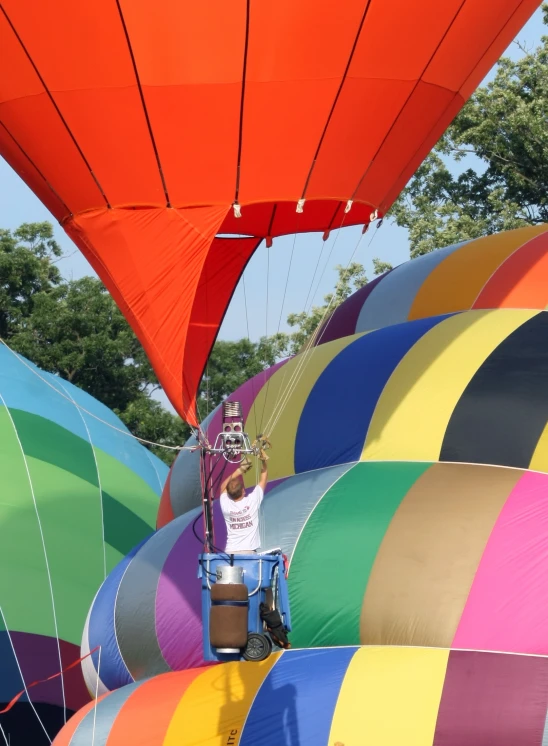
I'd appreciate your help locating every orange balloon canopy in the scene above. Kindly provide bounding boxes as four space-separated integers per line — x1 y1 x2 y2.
0 0 540 425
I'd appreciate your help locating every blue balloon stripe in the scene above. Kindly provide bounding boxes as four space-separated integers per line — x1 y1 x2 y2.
0 347 167 494
87 537 150 691
295 315 455 472
240 647 358 746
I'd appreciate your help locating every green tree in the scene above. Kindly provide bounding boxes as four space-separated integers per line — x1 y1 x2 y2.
372 257 393 276
0 222 62 339
198 337 281 415
392 5 548 256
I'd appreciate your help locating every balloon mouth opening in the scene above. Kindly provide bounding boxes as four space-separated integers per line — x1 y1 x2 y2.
62 198 383 239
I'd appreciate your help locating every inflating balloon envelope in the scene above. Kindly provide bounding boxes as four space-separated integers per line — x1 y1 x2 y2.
0 0 540 427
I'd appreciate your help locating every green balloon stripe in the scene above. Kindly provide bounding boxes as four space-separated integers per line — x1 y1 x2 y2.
288 461 431 648
102 491 154 556
0 407 157 643
9 409 99 486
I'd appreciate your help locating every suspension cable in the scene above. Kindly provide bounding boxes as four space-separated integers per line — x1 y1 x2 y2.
259 225 337 438
258 231 298 436
261 213 355 435
267 224 380 436
258 238 271 432
241 270 260 438
265 220 380 437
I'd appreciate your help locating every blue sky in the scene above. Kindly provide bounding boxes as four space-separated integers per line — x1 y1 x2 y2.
0 8 545 355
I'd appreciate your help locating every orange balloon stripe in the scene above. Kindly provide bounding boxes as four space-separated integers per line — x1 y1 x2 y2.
473 230 548 310
105 668 206 746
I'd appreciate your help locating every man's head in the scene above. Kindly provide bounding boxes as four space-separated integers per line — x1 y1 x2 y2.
226 477 245 500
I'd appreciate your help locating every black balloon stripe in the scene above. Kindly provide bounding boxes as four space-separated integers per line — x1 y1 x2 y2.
440 312 548 469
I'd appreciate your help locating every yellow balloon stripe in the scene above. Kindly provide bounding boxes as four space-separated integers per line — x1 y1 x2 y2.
244 335 360 482
163 654 281 746
529 420 548 473
362 309 538 462
409 225 548 320
328 646 449 746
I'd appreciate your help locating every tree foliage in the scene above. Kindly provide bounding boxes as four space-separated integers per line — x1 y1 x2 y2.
0 222 62 339
392 6 548 256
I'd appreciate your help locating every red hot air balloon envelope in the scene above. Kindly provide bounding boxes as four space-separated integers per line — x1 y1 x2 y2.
0 0 541 425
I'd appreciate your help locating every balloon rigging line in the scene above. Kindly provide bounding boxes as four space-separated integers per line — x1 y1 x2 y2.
258 240 271 432
301 228 331 315
258 230 298 436
0 391 67 728
56 378 107 582
308 224 350 315
0 341 194 452
267 222 379 437
265 221 379 438
262 212 354 436
240 269 260 439
0 604 52 743
261 233 341 437
260 224 340 438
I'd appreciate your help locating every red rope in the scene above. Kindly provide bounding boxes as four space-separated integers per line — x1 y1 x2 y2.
0 645 100 714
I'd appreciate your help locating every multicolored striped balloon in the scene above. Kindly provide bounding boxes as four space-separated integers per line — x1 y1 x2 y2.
0 345 166 742
318 223 548 344
159 306 548 523
83 459 548 691
57 647 548 746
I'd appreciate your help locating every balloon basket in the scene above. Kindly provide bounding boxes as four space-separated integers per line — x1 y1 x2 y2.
198 551 292 663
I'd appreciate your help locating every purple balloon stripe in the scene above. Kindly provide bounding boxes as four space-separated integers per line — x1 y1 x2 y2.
155 500 227 671
318 272 391 346
0 632 89 712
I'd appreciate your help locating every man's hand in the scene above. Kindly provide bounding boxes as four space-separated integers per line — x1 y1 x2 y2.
240 457 252 474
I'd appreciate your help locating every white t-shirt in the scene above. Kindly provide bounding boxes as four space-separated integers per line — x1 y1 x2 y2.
220 485 264 552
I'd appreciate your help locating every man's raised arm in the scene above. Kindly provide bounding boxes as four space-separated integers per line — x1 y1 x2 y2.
258 457 268 492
